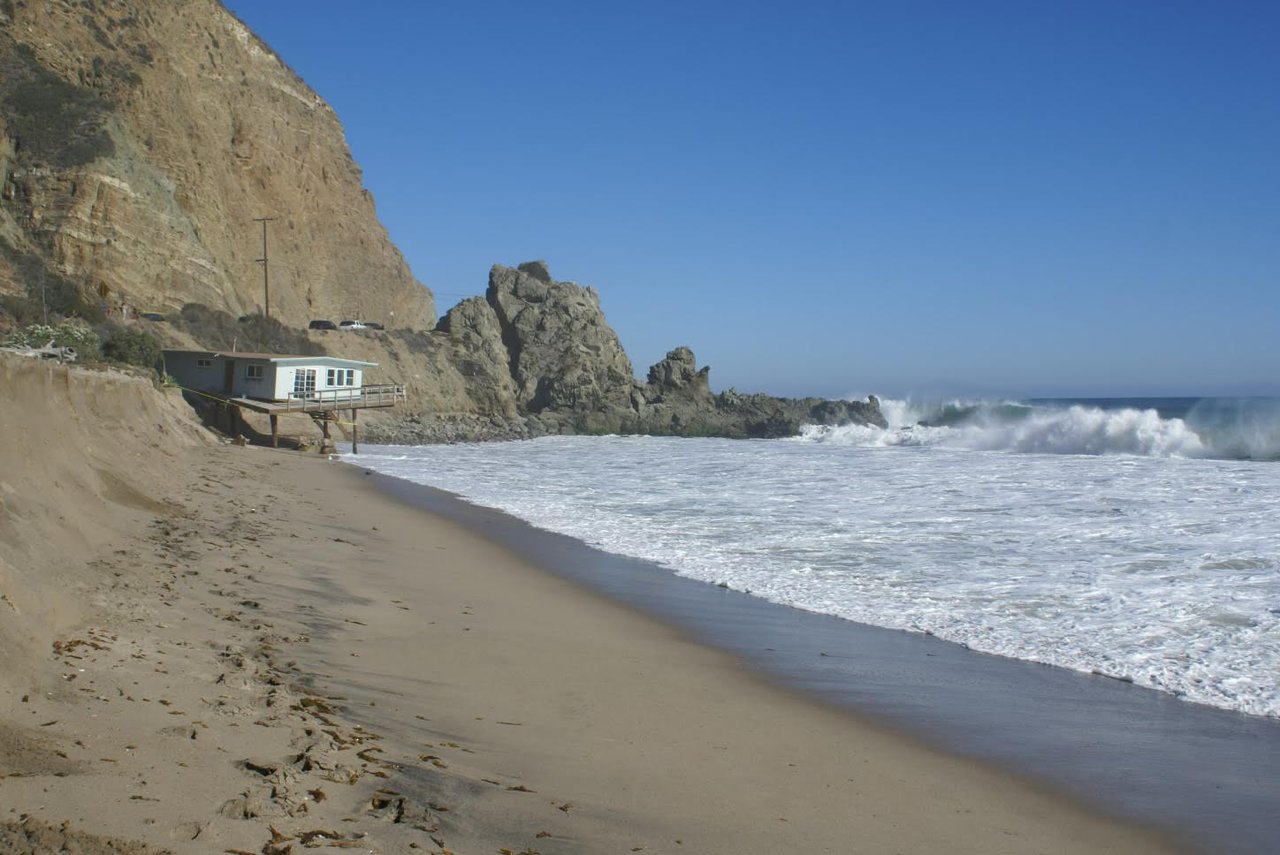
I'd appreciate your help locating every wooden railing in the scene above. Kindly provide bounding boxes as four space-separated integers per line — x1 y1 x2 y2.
277 383 407 411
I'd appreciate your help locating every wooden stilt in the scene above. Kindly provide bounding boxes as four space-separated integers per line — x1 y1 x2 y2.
351 408 359 454
229 405 239 437
321 416 331 440
270 414 279 448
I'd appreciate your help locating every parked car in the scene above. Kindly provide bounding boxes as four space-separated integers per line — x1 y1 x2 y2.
308 319 338 330
338 320 367 330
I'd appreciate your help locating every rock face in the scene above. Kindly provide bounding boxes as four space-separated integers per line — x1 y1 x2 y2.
0 0 435 330
629 347 884 439
486 262 636 430
647 346 712 397
0 2 883 443
364 261 885 442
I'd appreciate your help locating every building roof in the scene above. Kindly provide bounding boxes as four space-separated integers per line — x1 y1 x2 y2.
162 349 377 368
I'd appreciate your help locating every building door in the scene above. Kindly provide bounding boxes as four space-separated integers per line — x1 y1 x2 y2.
292 368 317 398
223 359 235 394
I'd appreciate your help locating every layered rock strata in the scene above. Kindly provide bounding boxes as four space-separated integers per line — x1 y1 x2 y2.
0 0 435 329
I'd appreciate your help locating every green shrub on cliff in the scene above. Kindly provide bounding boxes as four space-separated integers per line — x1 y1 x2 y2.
101 326 162 371
3 321 100 355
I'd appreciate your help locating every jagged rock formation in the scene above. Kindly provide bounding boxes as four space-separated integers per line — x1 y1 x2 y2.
646 345 710 396
0 0 434 329
486 261 637 430
630 346 885 438
364 261 885 442
0 1 882 443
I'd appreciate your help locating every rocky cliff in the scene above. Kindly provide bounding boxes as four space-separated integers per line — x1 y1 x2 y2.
0 0 434 329
0 1 883 442
364 261 885 442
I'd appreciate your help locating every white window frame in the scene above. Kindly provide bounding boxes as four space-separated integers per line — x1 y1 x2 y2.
292 368 317 398
326 368 356 387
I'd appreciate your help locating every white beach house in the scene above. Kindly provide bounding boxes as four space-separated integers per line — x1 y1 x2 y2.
162 350 375 402
162 350 405 452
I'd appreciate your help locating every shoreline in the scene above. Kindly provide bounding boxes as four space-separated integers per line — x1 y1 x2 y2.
293 451 1187 853
365 466 1280 855
2 436 1186 853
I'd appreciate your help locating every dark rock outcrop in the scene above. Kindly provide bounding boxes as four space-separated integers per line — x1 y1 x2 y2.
485 262 637 431
629 353 884 439
435 296 519 417
366 261 885 443
646 346 712 399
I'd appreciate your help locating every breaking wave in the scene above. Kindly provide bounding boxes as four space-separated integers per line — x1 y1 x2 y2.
799 397 1280 460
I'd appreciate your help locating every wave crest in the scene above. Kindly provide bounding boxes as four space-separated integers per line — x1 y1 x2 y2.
799 397 1280 459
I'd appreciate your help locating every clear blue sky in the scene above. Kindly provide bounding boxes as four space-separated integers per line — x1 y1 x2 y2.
223 0 1279 399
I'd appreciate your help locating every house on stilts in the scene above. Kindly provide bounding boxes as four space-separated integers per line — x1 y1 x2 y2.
162 350 406 452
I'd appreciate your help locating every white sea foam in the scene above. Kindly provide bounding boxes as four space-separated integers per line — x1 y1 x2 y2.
350 406 1280 719
801 399 1208 457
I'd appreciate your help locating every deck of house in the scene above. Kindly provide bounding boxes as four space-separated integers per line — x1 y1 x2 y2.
217 383 406 452
228 383 406 414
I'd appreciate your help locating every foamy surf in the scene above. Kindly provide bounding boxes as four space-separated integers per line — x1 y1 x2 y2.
799 397 1280 460
351 397 1280 719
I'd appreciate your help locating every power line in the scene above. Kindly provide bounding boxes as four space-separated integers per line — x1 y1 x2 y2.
253 216 277 320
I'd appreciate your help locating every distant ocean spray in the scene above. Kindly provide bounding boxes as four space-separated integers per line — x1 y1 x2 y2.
352 397 1280 719
842 396 1280 460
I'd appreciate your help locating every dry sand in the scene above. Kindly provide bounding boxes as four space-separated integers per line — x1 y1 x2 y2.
0 356 1186 854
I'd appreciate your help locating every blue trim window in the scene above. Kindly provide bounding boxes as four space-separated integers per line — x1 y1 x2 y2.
326 368 356 387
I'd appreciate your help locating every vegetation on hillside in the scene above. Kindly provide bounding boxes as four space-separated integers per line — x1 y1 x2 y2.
171 304 326 357
0 240 104 325
100 326 162 371
0 37 115 168
3 320 99 355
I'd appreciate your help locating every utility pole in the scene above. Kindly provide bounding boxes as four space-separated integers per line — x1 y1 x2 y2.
253 216 277 320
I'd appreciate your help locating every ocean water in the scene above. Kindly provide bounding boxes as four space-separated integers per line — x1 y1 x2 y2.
350 397 1280 719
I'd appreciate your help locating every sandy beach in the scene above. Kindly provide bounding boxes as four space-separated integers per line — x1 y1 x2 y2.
0 358 1184 854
